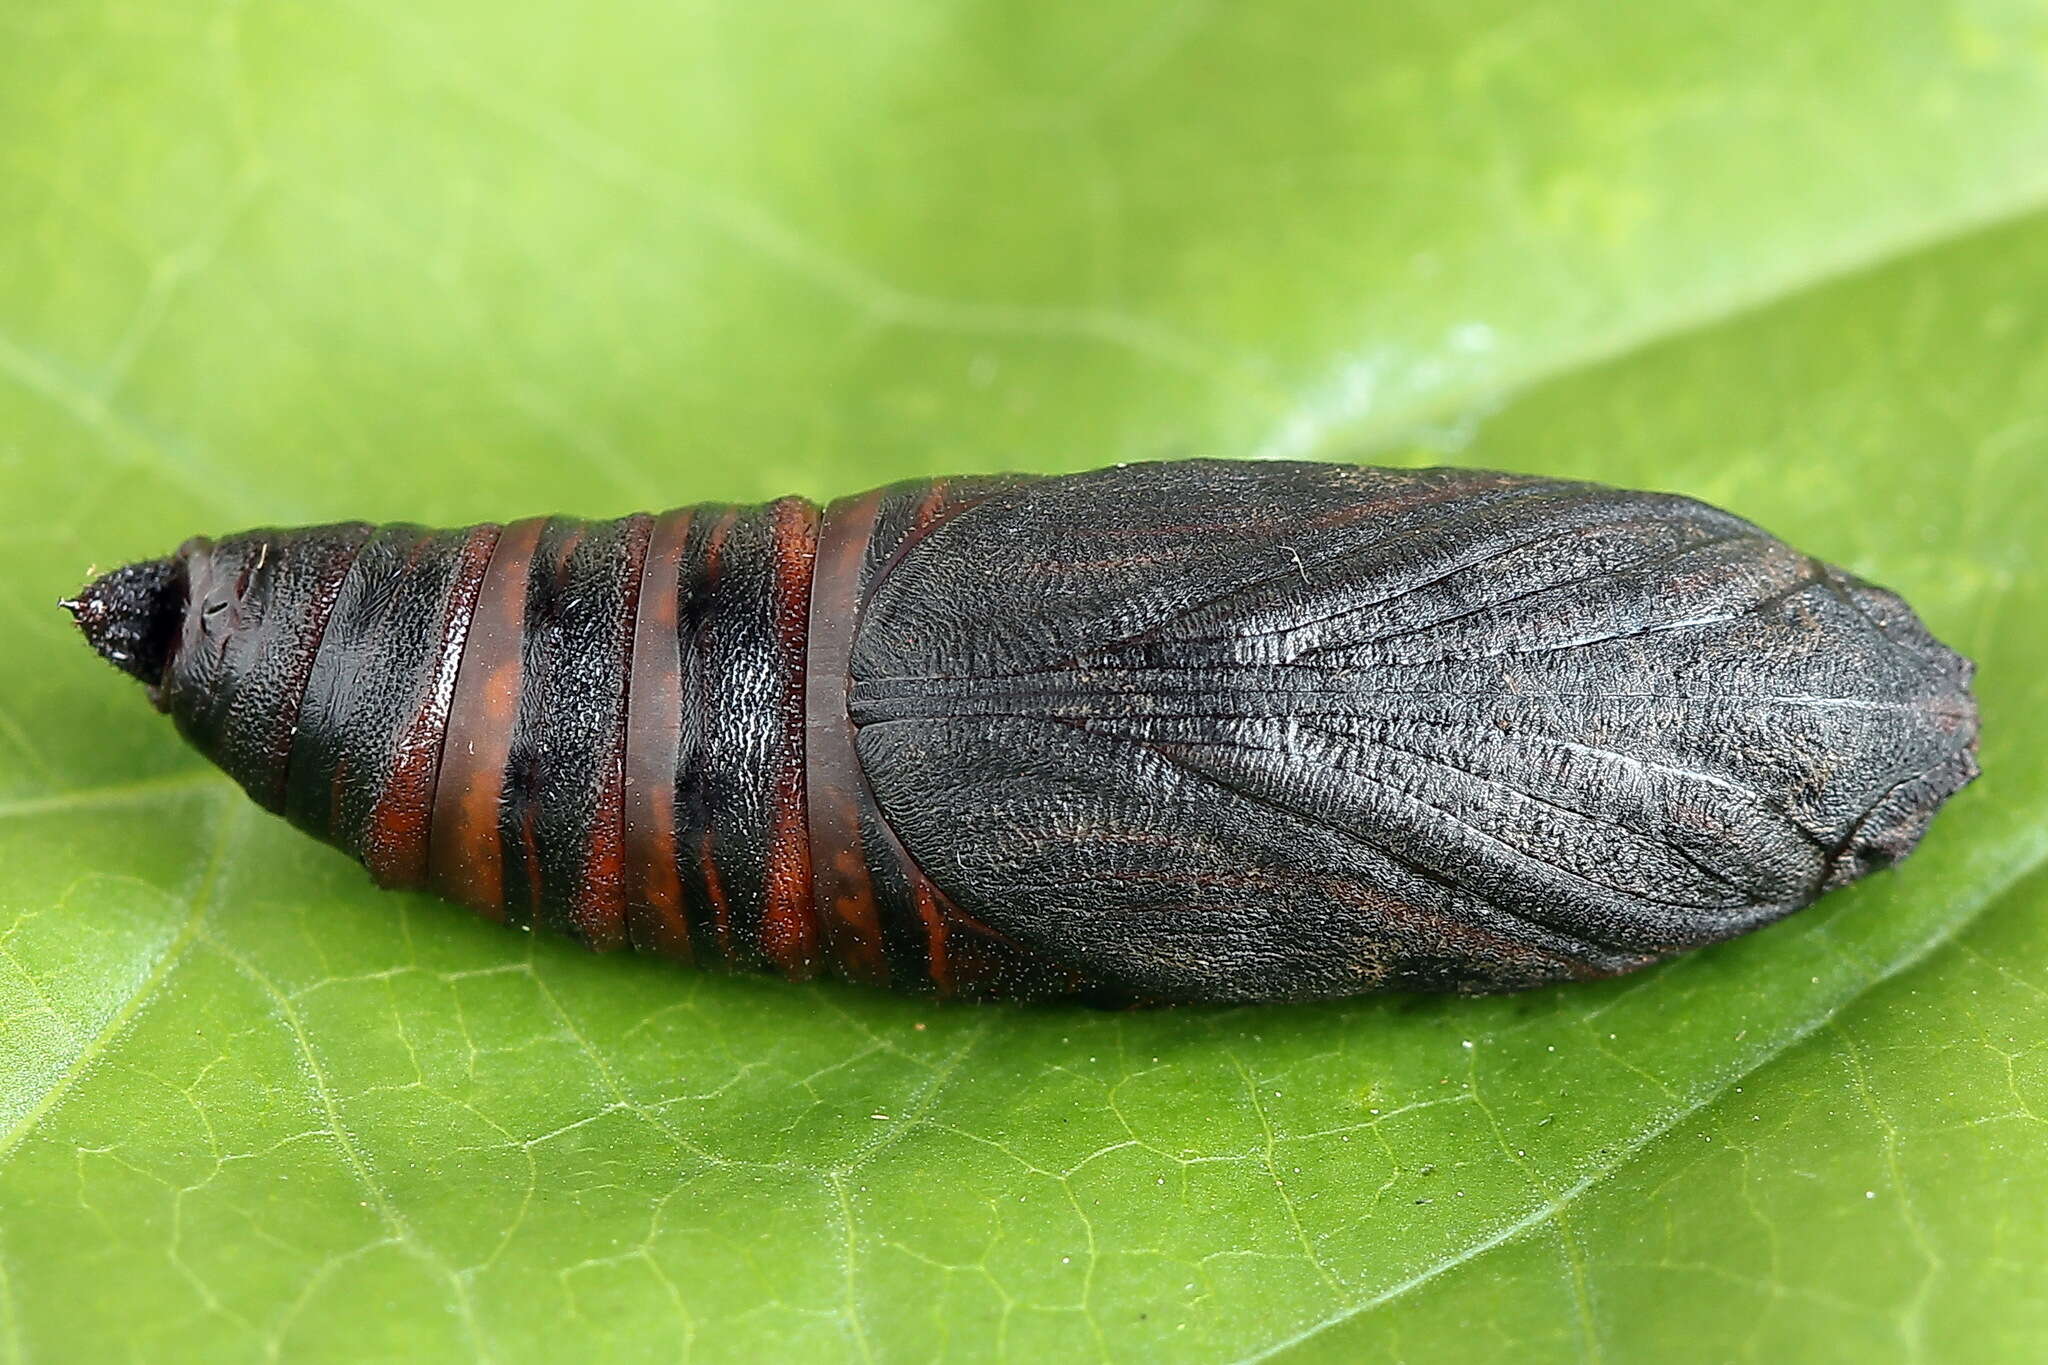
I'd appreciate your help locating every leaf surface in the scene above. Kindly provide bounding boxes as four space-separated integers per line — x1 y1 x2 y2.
3 2 2046 1360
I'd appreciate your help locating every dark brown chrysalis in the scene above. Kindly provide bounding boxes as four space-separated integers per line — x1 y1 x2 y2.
68 460 1980 1003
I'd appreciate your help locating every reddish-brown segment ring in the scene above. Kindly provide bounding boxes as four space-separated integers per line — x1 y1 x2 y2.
622 508 696 959
429 516 547 919
805 487 891 987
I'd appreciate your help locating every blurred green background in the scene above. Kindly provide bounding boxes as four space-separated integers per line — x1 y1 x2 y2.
4 2 2047 1361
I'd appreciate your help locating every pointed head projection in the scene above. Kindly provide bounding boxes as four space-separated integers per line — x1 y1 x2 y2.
68 524 375 812
64 556 185 685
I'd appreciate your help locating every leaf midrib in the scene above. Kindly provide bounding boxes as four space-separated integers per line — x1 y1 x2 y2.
1339 190 2048 463
0 798 241 1168
1238 818 2048 1364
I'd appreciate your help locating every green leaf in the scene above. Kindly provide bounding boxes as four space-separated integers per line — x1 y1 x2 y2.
3 2 2045 1360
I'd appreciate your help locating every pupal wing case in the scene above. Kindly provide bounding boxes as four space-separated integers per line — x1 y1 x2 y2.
848 460 1978 1000
69 458 1978 1003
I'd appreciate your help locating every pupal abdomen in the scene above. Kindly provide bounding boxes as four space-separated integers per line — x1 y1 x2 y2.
69 459 1979 1003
